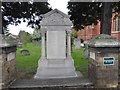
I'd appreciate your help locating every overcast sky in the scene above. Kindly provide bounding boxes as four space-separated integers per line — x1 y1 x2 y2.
48 0 69 14
8 0 69 35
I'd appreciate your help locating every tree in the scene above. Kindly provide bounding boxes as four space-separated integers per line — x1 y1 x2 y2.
18 31 32 45
32 29 41 40
2 1 52 34
67 2 120 34
100 2 112 35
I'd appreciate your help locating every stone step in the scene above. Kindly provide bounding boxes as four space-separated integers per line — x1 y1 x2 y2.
47 59 66 64
38 59 74 68
45 64 75 68
35 68 77 79
9 77 94 90
8 87 118 90
35 59 76 79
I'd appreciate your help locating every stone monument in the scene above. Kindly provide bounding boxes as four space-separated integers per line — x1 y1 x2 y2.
0 34 17 89
35 9 77 79
74 38 81 49
85 34 119 88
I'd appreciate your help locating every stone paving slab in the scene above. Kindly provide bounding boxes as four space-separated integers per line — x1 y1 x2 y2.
9 77 93 89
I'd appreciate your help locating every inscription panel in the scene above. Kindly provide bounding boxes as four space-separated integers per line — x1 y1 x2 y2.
47 31 66 59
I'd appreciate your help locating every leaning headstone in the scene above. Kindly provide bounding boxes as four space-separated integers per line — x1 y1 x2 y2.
83 40 89 59
34 9 77 79
83 48 89 59
17 42 22 48
21 49 30 56
0 34 17 89
74 38 81 49
33 39 39 46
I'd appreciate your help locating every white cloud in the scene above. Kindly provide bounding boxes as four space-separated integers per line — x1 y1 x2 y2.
8 22 34 35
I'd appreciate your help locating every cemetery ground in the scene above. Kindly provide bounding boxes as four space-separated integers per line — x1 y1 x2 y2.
16 43 88 79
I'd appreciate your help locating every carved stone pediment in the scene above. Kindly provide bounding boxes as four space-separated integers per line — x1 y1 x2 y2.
41 9 72 26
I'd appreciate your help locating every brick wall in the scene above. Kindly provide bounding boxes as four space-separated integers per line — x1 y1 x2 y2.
78 13 120 41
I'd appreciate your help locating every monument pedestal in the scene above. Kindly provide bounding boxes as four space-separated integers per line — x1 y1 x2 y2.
35 58 77 79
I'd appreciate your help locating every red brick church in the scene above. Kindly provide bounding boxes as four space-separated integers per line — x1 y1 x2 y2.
76 12 120 41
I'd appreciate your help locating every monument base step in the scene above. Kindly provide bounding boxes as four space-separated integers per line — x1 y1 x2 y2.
34 58 77 79
9 77 94 90
34 69 77 79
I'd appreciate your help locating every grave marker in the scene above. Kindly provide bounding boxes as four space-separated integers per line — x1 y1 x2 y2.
34 9 77 79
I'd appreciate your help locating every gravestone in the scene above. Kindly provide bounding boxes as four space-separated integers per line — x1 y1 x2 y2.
21 49 30 56
34 9 77 79
74 38 81 49
17 42 22 48
32 39 39 46
83 40 89 59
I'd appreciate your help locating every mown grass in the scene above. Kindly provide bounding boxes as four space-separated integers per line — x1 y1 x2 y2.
16 43 88 78
72 48 88 77
16 43 41 75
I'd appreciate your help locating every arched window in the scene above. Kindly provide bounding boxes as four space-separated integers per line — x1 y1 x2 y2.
113 16 120 32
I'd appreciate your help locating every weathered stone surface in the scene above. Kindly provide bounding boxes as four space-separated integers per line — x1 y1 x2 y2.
0 34 17 89
1 51 16 88
9 77 93 89
35 9 77 79
85 34 120 47
0 34 17 48
86 34 119 88
7 52 16 61
41 9 72 26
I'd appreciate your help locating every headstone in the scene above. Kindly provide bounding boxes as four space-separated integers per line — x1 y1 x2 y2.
33 39 39 46
21 49 30 56
74 38 81 49
17 42 22 48
34 9 77 79
83 48 89 59
83 41 89 59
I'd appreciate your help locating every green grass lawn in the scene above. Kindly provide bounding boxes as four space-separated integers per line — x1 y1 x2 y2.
16 43 41 71
72 48 88 77
16 43 41 79
16 43 88 79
